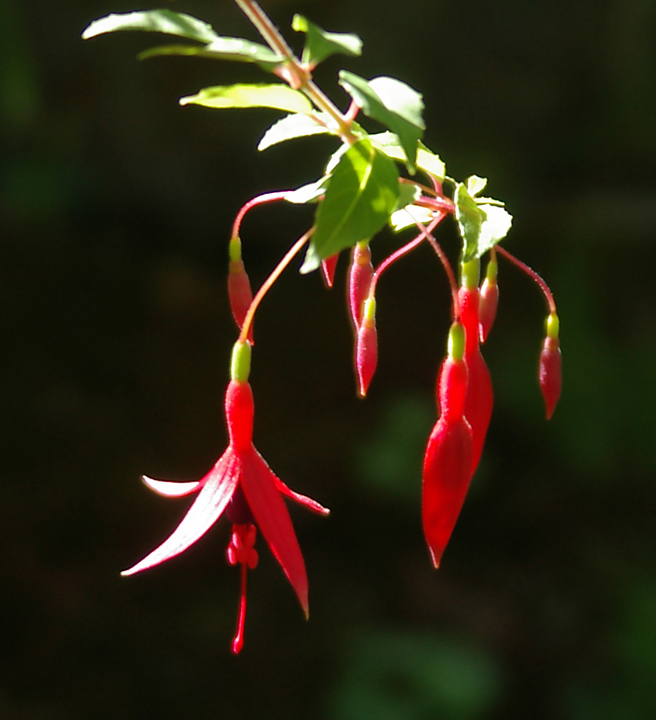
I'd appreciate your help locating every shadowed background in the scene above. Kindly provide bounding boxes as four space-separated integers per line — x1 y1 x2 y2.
2 0 656 718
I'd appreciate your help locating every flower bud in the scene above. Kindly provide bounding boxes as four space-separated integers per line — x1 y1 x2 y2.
321 253 339 288
478 258 498 343
228 237 254 342
348 240 373 329
539 313 561 419
356 297 377 397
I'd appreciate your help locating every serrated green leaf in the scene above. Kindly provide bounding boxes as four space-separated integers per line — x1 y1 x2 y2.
476 204 513 255
455 183 486 262
179 84 312 113
284 177 330 204
82 10 218 44
467 175 487 197
338 72 424 174
301 138 399 272
258 112 334 151
389 204 435 232
370 132 445 181
292 14 362 67
138 37 281 65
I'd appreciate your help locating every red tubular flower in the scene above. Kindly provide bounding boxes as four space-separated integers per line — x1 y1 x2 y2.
423 321 473 568
539 312 562 419
228 237 254 342
348 240 373 329
478 256 499 343
122 342 329 653
458 268 493 474
355 297 378 397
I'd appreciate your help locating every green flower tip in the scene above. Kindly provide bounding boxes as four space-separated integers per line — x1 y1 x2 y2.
546 312 559 340
363 296 376 323
485 257 498 283
231 341 252 382
229 236 243 263
448 321 466 361
461 258 480 290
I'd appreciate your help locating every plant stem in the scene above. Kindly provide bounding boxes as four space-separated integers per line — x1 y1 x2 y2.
238 228 314 344
232 191 290 240
496 246 557 315
232 0 357 144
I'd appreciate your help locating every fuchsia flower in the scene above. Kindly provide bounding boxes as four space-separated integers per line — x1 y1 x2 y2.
122 342 329 653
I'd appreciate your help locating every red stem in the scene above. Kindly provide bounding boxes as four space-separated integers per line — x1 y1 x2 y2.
231 191 290 240
496 246 557 315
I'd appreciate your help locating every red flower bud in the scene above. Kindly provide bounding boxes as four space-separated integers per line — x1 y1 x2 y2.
348 241 373 329
356 297 377 397
321 253 339 288
228 238 254 342
458 285 493 473
423 322 473 568
539 314 561 419
478 258 499 343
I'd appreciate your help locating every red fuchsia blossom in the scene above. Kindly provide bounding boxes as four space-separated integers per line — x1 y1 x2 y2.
348 240 374 329
539 312 562 419
355 296 378 397
423 321 473 568
122 341 329 653
458 261 494 474
478 254 499 343
227 237 254 343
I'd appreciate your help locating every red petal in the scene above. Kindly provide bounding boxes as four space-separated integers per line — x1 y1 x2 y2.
272 476 330 516
239 448 309 617
142 477 203 497
122 449 239 576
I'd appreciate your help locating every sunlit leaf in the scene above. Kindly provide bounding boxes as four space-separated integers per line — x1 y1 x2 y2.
138 37 280 66
390 204 435 232
82 10 218 44
292 14 362 67
258 112 334 151
338 72 424 173
179 84 312 113
467 175 488 197
301 138 399 273
476 204 513 256
284 176 330 204
370 132 445 181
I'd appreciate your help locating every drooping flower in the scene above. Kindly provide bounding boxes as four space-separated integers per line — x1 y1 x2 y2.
122 342 329 653
355 296 378 397
539 312 562 419
423 321 473 567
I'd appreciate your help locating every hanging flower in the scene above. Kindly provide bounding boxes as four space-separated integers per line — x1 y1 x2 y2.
122 342 329 653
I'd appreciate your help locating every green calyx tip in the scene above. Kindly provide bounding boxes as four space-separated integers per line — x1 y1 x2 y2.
229 236 243 263
485 257 498 283
448 321 466 361
546 312 559 340
230 341 252 382
461 258 480 290
363 296 376 323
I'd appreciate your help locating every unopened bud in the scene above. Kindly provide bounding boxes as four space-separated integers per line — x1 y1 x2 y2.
356 297 377 397
348 240 373 329
539 313 561 419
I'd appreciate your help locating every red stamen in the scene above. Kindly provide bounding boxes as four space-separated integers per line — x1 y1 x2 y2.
231 561 248 655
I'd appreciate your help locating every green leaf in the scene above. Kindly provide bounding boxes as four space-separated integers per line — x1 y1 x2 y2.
284 176 330 204
138 37 281 66
370 132 445 181
258 112 334 151
467 175 488 197
476 204 513 256
179 84 312 113
301 138 399 273
389 204 435 232
338 72 424 174
455 183 486 263
395 183 421 211
292 15 362 67
82 10 219 44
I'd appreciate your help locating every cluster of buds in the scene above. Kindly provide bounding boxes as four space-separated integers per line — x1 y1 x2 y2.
83 1 562 653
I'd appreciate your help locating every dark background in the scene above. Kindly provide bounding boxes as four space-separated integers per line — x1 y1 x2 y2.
2 0 656 717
